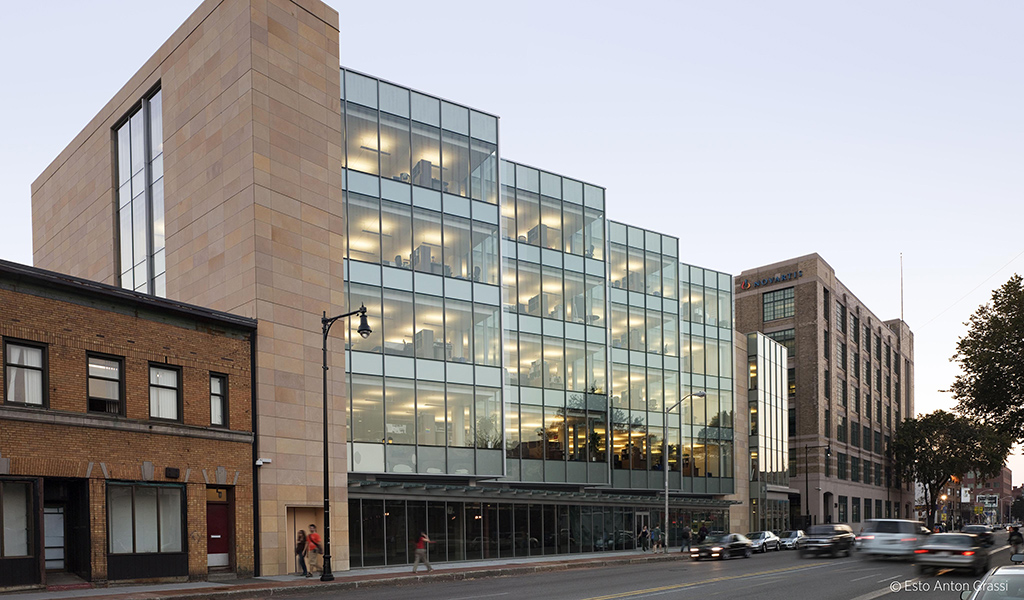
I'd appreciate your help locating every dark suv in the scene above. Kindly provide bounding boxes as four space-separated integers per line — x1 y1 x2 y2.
801 524 856 558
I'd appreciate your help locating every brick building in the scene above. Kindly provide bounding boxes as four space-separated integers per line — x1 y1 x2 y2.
0 259 256 589
735 254 914 527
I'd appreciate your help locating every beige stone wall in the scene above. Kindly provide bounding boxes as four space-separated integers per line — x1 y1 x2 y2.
31 0 346 576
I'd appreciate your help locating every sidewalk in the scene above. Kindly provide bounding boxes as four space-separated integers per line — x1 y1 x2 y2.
1 549 689 600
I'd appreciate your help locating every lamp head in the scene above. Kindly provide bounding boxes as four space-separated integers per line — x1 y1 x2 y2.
357 305 372 339
693 390 707 398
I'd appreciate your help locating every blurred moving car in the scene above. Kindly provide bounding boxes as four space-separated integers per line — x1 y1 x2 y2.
779 530 807 550
801 524 855 558
858 519 930 559
690 534 753 560
747 531 781 553
958 554 1024 600
913 533 990 576
962 524 995 546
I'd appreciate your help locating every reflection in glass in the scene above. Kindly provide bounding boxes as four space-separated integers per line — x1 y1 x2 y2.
584 208 604 260
543 336 564 390
470 137 498 203
475 387 502 448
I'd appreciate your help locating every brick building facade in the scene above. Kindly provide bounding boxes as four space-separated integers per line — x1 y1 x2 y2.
735 254 914 528
0 259 256 589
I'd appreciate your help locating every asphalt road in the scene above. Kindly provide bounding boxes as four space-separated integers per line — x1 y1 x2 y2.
283 544 1020 600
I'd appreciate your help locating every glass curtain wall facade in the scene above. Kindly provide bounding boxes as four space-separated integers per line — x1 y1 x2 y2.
115 88 165 296
679 265 736 495
500 160 609 485
342 70 503 477
747 332 790 532
340 70 735 568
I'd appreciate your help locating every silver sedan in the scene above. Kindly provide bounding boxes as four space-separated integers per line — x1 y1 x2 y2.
913 533 989 576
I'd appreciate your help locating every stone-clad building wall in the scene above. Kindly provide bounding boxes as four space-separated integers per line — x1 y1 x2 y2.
30 0 346 575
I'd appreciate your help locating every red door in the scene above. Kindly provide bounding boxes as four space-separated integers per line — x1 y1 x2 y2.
207 503 230 568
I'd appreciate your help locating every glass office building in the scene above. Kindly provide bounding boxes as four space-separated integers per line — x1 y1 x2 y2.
746 332 792 532
341 69 736 566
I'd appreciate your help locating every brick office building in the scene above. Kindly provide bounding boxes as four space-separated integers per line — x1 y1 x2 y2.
0 259 256 589
735 254 914 528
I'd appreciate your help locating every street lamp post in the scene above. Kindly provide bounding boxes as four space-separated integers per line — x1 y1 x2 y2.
663 391 705 550
320 305 371 581
804 443 832 528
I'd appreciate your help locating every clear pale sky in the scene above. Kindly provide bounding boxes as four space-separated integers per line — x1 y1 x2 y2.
1 1 1022 484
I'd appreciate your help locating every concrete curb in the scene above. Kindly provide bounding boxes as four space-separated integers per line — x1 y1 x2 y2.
45 552 691 600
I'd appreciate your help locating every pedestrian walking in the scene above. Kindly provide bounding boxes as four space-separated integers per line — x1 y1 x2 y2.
680 525 692 552
307 524 323 574
412 531 434 573
1009 526 1023 556
651 526 663 553
295 530 310 577
698 523 708 544
638 525 650 552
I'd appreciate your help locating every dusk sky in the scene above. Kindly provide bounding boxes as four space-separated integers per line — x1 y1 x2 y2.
1 2 1021 482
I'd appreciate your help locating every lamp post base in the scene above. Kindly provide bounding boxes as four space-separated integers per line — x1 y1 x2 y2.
320 554 334 581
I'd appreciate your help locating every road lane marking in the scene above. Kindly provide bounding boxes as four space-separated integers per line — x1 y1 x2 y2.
447 594 510 600
850 574 881 581
578 562 831 600
877 575 901 582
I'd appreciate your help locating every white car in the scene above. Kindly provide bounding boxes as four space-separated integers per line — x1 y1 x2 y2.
858 519 930 559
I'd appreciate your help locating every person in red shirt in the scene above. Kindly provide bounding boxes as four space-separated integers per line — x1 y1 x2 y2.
412 531 433 573
307 524 323 574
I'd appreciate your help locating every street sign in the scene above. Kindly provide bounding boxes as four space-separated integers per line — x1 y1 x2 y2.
961 488 971 503
979 494 998 508
974 506 984 514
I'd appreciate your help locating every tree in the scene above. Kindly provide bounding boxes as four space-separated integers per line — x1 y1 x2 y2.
890 410 1010 528
951 274 1024 442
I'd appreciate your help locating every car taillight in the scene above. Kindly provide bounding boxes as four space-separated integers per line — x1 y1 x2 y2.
900 538 917 542
914 549 928 554
962 551 975 556
858 535 874 540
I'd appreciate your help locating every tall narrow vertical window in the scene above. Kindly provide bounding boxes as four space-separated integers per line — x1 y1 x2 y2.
116 88 164 296
149 365 180 421
88 355 123 415
210 374 227 427
4 341 46 406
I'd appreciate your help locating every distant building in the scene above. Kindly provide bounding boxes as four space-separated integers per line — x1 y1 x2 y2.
735 254 914 528
964 466 1013 524
0 259 256 589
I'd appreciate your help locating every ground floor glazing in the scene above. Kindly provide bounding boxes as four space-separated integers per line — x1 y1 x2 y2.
346 496 729 568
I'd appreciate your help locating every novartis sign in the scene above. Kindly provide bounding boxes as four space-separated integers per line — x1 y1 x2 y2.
739 270 803 290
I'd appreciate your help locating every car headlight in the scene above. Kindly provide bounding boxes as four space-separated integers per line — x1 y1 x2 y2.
711 546 723 551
